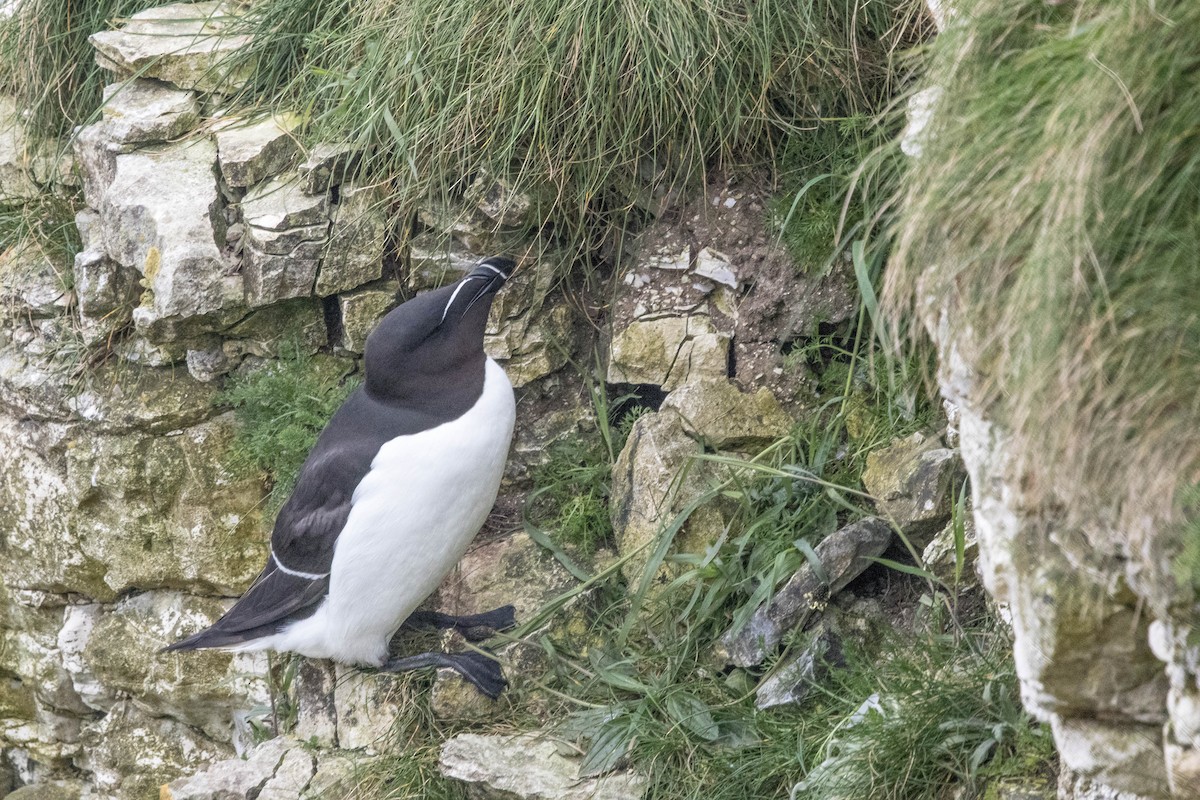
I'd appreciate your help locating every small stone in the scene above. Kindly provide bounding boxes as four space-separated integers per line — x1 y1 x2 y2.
186 347 231 382
430 668 500 722
717 517 893 668
407 232 478 291
439 733 648 800
692 247 738 289
89 2 254 95
216 113 302 188
661 379 792 449
755 621 843 709
162 737 289 800
1052 717 1170 799
243 241 323 307
921 513 978 589
99 79 199 144
3 782 84 800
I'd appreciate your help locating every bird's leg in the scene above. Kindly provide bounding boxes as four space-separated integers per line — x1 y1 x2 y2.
379 651 507 699
402 604 516 641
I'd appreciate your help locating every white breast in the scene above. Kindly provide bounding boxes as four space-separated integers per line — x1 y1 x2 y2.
268 358 515 665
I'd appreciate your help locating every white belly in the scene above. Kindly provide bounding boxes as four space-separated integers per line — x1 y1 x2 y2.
269 358 515 665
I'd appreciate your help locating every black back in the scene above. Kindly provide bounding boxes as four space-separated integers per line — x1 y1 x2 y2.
166 256 515 651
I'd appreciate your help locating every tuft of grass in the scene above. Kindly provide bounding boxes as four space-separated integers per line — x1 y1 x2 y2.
227 0 926 254
886 0 1200 539
0 0 166 138
219 344 359 511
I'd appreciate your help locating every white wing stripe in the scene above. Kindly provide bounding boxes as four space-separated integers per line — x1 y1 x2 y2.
271 550 330 581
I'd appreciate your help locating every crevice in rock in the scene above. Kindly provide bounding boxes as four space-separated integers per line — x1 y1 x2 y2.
607 383 667 428
320 295 343 351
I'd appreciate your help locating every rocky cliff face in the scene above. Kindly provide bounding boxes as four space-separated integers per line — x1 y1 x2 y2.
0 4 861 796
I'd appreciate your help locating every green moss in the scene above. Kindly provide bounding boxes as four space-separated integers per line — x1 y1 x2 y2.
219 344 359 511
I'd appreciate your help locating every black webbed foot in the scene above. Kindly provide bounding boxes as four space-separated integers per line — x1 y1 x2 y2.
379 650 507 698
402 604 517 641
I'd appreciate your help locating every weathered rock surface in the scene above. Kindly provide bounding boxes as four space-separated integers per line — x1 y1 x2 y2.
862 431 965 549
439 733 648 800
609 410 731 587
99 79 200 144
163 736 290 800
608 314 729 391
90 2 253 95
717 517 892 668
337 286 395 354
91 136 244 336
754 621 843 710
315 183 387 296
216 113 301 188
661 378 793 449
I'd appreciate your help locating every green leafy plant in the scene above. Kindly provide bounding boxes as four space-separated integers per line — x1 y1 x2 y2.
219 344 359 510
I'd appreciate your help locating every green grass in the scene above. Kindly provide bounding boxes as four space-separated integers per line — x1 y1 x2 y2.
219 344 360 511
226 0 926 255
0 0 166 138
886 0 1200 546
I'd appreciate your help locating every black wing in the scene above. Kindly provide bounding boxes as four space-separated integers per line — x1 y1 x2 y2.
165 446 369 651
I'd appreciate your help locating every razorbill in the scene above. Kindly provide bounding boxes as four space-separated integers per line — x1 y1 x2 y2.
167 256 518 697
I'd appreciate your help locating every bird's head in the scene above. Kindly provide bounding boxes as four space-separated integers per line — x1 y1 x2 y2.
364 256 515 404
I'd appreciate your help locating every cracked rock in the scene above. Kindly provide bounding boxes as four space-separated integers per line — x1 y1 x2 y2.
99 79 200 145
216 113 302 188
717 517 892 668
607 314 729 391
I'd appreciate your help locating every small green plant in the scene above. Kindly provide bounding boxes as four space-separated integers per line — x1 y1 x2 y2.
219 344 359 510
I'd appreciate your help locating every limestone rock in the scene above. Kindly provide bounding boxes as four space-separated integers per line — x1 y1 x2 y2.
717 517 893 668
243 240 322 307
216 113 302 188
298 142 361 193
63 414 269 596
4 782 83 800
755 621 842 709
72 122 124 210
242 173 329 231
73 249 137 345
481 255 578 387
692 247 738 289
438 532 578 623
465 172 534 228
609 410 731 588
316 183 387 296
608 315 729 391
981 778 1056 800
292 661 337 749
301 753 368 799
220 298 328 363
430 668 500 722
407 232 478 291
99 79 199 144
1052 717 1169 799
89 2 254 95
257 747 316 800
163 736 289 800
417 200 501 253
79 702 232 799
661 378 792 450
79 592 269 739
0 245 69 318
921 513 978 589
95 137 245 336
439 733 648 800
332 669 411 753
862 431 965 548
337 287 396 354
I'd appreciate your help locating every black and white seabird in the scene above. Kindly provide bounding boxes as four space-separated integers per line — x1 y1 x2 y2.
167 256 518 697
